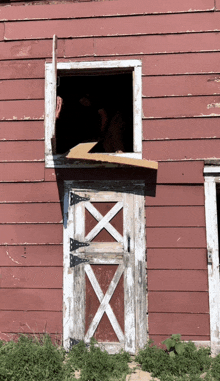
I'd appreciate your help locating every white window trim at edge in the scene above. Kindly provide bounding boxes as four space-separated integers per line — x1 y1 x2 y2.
204 166 220 355
45 60 143 168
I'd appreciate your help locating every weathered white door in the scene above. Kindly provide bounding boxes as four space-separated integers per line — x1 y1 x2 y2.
63 181 146 354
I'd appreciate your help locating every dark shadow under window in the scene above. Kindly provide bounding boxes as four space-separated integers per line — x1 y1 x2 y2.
55 71 133 154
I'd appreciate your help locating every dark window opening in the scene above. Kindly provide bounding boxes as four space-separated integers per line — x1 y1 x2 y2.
216 185 220 266
55 70 133 155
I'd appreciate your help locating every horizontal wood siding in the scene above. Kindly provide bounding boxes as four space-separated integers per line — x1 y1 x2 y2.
0 0 214 342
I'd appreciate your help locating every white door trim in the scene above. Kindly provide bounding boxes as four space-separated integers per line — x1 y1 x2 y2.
204 168 220 354
63 180 147 353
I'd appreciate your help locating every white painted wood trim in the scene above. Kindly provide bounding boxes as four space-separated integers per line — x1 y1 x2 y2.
204 176 220 355
63 182 74 350
134 190 147 350
45 59 142 168
204 167 220 174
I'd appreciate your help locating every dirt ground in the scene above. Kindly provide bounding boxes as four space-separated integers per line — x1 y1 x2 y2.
126 362 160 381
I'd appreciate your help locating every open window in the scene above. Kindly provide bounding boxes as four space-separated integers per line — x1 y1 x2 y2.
45 60 143 168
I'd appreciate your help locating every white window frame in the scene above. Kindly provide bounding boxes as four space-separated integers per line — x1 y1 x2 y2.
204 166 220 355
45 60 143 168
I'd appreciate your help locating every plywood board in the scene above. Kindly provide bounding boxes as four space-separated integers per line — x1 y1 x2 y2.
66 142 158 169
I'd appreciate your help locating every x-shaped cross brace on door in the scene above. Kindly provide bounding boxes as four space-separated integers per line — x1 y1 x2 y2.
84 201 123 243
84 263 124 342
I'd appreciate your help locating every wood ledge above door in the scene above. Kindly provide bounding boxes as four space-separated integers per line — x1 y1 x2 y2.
66 142 158 170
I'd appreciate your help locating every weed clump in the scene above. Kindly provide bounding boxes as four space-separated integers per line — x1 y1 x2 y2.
0 334 65 381
0 335 130 381
65 338 130 381
135 335 212 381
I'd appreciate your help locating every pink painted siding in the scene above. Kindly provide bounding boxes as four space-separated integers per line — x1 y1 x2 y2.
0 0 215 343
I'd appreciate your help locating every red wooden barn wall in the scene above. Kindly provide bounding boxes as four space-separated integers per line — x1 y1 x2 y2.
0 0 219 344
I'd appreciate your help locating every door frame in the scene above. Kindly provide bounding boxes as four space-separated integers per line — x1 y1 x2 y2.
63 180 147 354
204 167 220 354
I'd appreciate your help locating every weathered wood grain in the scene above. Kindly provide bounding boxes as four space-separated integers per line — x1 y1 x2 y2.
145 185 204 206
95 33 220 56
0 141 44 161
142 52 220 75
143 74 220 98
143 118 220 140
0 245 62 266
0 60 44 80
143 96 220 119
143 139 220 161
0 79 44 100
146 227 206 248
0 224 62 244
0 100 44 120
0 203 62 223
0 289 62 310
0 121 44 140
155 161 204 184
0 0 214 22
0 267 62 288
148 292 209 313
0 311 62 333
5 13 220 41
0 182 60 203
0 40 64 61
147 249 207 270
148 270 208 291
148 313 210 335
0 163 44 182
145 206 205 227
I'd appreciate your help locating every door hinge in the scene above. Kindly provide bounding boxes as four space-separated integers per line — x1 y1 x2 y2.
70 254 89 268
70 238 90 252
70 192 90 206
